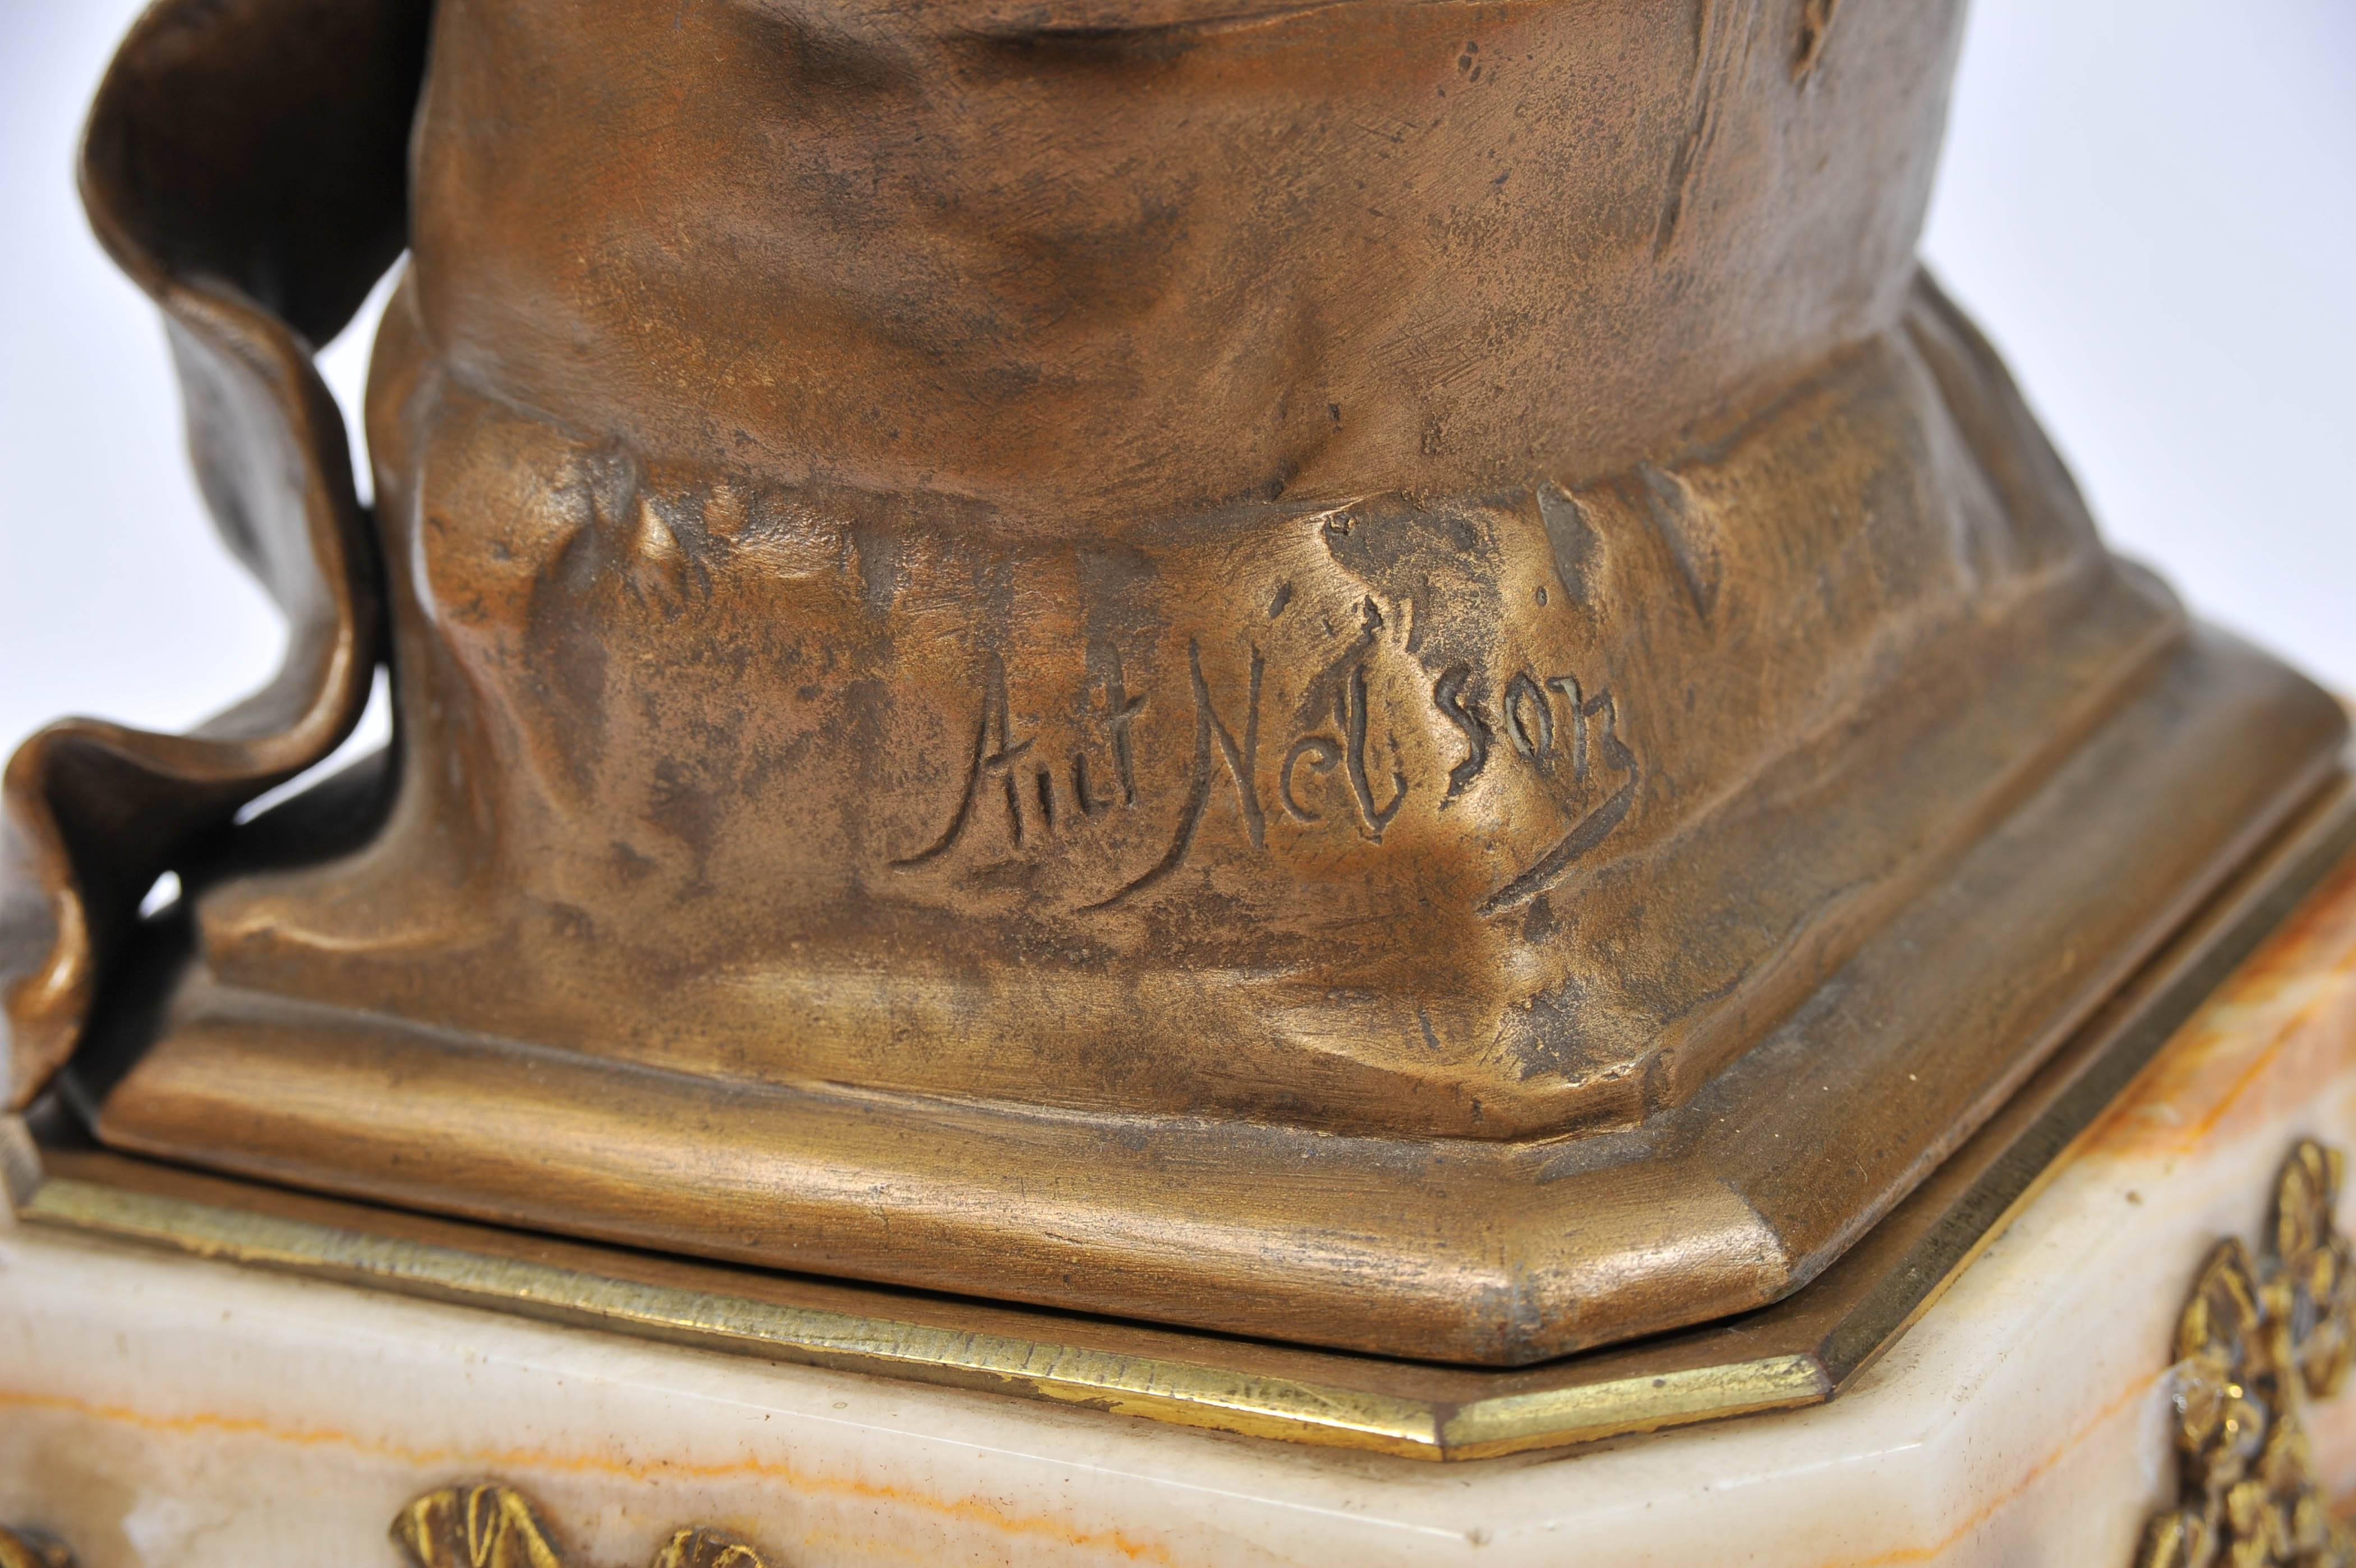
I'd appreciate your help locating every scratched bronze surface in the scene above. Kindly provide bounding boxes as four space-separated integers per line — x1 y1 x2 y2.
3 0 2346 1364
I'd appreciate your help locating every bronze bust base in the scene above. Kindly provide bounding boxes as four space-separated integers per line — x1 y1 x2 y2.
6 0 2348 1368
22 762 2355 1459
81 624 2342 1364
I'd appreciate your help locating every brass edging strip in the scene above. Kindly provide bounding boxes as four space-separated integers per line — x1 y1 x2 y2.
19 1175 1446 1459
1437 1356 1831 1457
23 1163 1840 1460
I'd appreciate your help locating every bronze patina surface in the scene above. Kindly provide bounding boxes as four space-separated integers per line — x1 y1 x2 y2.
16 762 2356 1461
2 0 2346 1366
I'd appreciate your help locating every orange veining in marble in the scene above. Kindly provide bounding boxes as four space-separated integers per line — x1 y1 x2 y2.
1816 1369 2162 1567
2089 856 2356 1160
0 1387 1179 1563
1810 854 2356 1564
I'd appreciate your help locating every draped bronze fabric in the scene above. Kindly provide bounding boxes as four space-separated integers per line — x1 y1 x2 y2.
0 0 429 1109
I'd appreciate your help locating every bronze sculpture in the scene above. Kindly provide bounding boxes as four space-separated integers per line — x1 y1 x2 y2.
1 0 2344 1367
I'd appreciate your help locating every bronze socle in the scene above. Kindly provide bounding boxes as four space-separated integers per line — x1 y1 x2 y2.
2 0 2345 1366
22 776 2356 1462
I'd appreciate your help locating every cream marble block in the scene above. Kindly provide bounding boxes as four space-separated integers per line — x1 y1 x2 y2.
7 854 2356 1567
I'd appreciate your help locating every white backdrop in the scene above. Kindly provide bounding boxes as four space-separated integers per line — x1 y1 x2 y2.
2 0 2351 767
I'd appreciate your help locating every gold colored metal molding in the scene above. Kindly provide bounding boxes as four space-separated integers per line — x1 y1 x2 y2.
2138 1143 2356 1568
18 772 2356 1464
395 1484 772 1568
0 1527 73 1568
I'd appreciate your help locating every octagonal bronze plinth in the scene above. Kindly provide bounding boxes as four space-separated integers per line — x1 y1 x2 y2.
4 0 2345 1365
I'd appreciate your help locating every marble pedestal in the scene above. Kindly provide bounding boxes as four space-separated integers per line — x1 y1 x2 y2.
7 848 2356 1566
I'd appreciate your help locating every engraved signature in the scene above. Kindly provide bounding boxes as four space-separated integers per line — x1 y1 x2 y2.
897 632 1636 917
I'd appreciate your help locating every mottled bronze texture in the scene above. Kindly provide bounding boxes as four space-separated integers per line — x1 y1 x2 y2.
3 0 2346 1365
24 767 2356 1462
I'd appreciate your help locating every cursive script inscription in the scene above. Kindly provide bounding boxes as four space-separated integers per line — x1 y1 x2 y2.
1432 665 1492 807
1477 678 1637 916
1101 656 1146 806
892 652 1030 864
896 635 1637 918
1085 641 1266 910
895 652 1145 866
1275 659 1409 840
1280 734 1341 823
1503 672 1553 761
1343 663 1410 840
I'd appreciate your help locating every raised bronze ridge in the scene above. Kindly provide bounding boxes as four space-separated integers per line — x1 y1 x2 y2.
5 0 2347 1368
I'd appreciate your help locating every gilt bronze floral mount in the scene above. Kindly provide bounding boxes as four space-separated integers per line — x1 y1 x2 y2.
2137 1142 2356 1568
1 0 2346 1372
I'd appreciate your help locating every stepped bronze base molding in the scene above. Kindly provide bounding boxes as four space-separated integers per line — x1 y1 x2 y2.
15 0 2352 1374
16 771 2356 1463
66 627 2351 1371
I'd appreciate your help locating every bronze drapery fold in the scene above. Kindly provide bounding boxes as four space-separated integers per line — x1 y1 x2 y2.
0 0 430 1108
